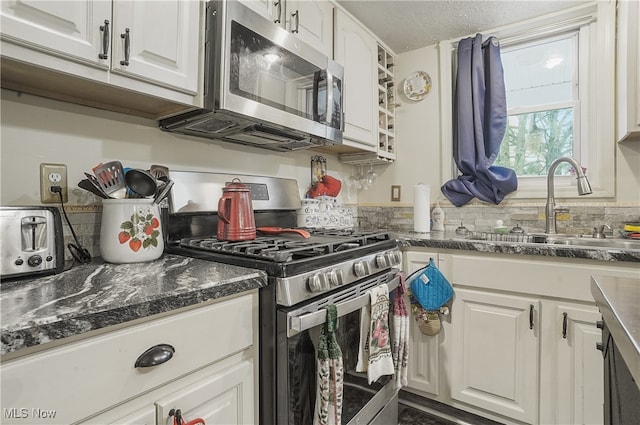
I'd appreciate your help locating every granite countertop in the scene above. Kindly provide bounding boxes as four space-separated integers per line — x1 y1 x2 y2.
394 231 640 262
591 275 640 388
0 254 267 356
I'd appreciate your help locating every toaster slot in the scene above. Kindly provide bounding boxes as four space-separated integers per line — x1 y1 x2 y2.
21 216 48 252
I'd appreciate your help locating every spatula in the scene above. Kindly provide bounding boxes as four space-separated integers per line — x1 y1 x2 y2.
93 161 127 198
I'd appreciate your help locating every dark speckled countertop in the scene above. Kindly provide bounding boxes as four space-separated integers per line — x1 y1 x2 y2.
0 254 266 356
394 231 640 263
3 232 638 357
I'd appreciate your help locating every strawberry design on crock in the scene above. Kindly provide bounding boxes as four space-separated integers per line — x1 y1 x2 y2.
117 208 161 252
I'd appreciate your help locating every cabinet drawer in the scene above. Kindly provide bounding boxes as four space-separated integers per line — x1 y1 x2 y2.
447 254 639 302
1 292 256 425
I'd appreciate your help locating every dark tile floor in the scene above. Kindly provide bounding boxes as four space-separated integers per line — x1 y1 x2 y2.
398 390 505 425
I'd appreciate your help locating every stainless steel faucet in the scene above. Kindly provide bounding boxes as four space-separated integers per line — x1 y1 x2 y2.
545 157 592 234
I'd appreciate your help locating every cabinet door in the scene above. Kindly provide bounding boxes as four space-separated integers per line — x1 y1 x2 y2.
111 0 200 94
237 0 276 22
334 9 377 149
0 0 110 66
403 251 441 395
79 405 156 425
451 288 539 424
285 0 333 58
155 357 255 425
553 304 604 424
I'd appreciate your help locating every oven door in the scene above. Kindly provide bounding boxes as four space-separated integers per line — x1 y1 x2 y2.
276 270 400 425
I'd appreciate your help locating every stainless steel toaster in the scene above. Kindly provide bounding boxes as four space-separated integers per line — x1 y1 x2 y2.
0 206 65 280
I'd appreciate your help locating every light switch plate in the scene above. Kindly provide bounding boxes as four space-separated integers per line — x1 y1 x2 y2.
391 185 401 202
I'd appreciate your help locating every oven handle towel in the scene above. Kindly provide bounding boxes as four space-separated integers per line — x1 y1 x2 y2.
391 274 409 389
355 284 395 385
314 304 343 425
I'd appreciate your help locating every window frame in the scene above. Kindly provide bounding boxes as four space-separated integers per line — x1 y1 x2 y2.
438 1 615 200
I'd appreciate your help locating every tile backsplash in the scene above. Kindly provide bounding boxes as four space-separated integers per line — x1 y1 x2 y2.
60 203 639 261
356 204 640 236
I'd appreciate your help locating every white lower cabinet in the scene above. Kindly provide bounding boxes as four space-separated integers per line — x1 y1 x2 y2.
403 251 441 395
451 288 539 423
402 248 639 424
0 291 258 425
83 352 255 425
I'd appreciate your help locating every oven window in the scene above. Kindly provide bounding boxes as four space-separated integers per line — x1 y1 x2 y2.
229 21 323 120
287 309 387 425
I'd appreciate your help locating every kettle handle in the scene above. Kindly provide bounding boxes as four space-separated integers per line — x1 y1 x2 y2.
218 197 231 223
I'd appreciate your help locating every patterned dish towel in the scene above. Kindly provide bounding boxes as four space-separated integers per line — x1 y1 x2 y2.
314 305 343 425
392 275 409 389
356 284 395 385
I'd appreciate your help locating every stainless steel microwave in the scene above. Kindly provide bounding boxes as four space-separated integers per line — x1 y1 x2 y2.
160 0 344 151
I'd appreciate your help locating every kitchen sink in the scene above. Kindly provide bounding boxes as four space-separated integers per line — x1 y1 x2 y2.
540 236 640 250
460 231 640 250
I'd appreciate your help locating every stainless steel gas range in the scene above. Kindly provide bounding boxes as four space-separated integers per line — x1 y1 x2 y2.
166 171 401 425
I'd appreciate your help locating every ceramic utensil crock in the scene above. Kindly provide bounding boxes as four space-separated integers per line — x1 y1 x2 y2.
100 199 163 263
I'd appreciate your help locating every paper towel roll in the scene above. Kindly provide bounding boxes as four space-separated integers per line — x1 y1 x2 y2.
413 184 431 233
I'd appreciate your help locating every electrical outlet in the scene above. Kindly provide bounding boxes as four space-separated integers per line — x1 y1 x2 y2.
40 163 68 203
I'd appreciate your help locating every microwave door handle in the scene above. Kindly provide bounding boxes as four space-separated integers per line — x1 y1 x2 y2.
325 68 334 127
312 70 326 122
287 275 400 336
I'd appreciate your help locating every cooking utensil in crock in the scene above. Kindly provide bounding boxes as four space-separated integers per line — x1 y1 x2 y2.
93 161 127 199
83 172 109 198
257 227 311 238
125 168 157 198
154 180 174 205
78 179 109 199
217 179 256 241
150 164 170 182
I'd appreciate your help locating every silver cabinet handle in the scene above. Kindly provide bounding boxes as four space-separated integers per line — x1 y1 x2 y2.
274 1 282 23
291 10 299 33
99 19 110 59
120 28 130 66
288 276 399 335
529 304 535 330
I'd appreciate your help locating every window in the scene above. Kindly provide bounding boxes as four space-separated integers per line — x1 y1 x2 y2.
497 35 578 177
438 1 616 199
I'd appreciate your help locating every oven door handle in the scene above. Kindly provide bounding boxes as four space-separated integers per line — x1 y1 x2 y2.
288 276 400 335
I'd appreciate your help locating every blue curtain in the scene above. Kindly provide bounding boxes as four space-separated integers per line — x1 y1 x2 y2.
441 34 518 207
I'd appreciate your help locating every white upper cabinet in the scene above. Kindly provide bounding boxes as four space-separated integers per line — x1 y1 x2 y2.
616 0 640 142
285 0 333 57
0 0 201 114
334 8 377 150
111 0 200 94
0 0 111 67
238 0 333 57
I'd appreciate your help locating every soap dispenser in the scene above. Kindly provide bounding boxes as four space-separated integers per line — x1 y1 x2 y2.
432 202 445 231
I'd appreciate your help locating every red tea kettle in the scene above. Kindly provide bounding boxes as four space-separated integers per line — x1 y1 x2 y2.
217 179 256 241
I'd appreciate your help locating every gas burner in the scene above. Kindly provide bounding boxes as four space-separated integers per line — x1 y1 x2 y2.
181 233 392 263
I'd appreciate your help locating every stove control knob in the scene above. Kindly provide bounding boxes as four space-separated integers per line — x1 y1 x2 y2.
27 255 43 267
388 250 402 265
307 273 323 292
327 269 343 288
353 261 369 278
375 254 388 268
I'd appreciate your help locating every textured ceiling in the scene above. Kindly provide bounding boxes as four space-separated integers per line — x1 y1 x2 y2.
336 0 590 53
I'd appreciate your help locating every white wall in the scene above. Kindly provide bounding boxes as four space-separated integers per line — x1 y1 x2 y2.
0 89 354 206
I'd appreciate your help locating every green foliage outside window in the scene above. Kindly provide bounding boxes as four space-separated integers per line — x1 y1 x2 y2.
496 107 574 177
